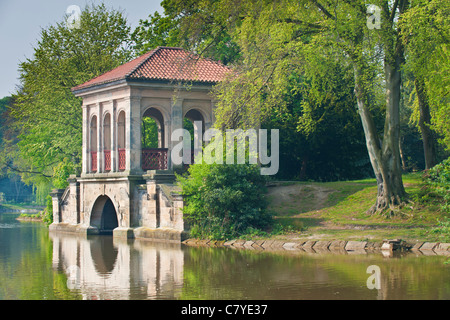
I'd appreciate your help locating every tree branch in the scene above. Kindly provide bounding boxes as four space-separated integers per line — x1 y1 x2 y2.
277 18 326 30
3 162 52 178
390 0 399 23
309 0 336 20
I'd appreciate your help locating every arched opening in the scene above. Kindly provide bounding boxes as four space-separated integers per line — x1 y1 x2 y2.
90 195 119 235
184 109 205 165
117 111 126 171
142 107 167 170
90 115 98 172
103 113 111 172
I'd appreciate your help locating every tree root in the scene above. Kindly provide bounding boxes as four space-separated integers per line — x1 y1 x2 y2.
367 194 412 217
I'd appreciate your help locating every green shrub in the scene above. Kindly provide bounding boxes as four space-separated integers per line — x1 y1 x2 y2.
52 158 77 189
422 157 450 214
41 195 53 226
177 162 272 240
429 217 450 242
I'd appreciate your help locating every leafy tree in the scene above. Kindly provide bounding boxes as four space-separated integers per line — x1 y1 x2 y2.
1 3 133 190
163 0 448 214
131 11 180 55
400 0 450 164
132 0 240 64
264 64 374 181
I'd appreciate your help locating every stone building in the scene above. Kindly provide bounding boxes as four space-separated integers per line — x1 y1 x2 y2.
49 47 230 241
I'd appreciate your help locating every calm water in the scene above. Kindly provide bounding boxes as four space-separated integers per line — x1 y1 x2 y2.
1 212 450 300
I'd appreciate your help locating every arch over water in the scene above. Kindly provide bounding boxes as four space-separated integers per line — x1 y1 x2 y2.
90 195 119 235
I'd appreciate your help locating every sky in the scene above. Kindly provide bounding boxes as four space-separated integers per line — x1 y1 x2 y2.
0 0 163 98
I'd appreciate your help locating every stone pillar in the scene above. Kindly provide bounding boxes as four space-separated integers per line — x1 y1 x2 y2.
111 100 117 172
145 179 158 228
97 102 103 173
67 175 80 224
50 189 65 223
211 99 217 126
169 96 183 171
164 120 170 149
125 96 142 173
82 105 89 174
172 192 184 232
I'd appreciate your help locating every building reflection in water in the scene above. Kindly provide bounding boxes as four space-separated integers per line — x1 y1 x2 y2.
50 233 184 300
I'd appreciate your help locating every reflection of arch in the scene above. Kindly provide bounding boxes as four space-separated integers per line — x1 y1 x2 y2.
90 195 119 235
90 115 98 172
103 113 111 171
90 236 118 276
117 111 126 171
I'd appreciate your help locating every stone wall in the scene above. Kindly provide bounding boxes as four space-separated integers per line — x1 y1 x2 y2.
182 238 450 256
49 171 186 242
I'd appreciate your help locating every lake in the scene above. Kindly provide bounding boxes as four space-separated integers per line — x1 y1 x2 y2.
1 212 449 300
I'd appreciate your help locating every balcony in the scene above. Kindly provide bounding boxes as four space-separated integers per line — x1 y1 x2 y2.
142 148 168 170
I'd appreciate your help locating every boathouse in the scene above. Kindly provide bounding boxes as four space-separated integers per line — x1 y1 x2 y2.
49 47 230 241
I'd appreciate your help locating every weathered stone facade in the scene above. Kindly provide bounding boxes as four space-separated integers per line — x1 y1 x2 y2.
49 47 229 241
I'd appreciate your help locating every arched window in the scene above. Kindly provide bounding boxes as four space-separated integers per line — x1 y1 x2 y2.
117 111 126 171
90 115 98 172
103 113 111 171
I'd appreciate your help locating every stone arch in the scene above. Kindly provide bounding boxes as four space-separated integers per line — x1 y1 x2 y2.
184 108 206 122
90 195 119 235
142 106 166 148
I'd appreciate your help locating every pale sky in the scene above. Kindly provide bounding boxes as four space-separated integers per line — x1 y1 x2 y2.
0 0 163 98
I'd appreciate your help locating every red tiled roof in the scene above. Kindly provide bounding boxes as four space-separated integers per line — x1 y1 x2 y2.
72 47 231 92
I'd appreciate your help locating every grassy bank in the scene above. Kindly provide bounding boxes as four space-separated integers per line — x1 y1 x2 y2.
265 173 449 243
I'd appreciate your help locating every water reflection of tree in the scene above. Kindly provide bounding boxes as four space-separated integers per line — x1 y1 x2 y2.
0 223 81 299
181 248 450 300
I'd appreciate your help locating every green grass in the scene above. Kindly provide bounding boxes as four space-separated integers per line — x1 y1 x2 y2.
266 173 449 242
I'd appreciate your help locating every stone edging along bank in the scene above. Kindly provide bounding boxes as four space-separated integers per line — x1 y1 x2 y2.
182 238 450 256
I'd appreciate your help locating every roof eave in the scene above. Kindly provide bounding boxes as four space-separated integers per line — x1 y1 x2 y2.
71 78 128 97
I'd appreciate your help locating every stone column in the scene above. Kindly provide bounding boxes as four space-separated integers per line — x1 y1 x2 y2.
169 96 183 171
50 189 65 223
211 99 217 126
97 102 103 173
67 175 80 224
164 120 170 149
125 96 142 173
82 105 89 174
111 100 117 172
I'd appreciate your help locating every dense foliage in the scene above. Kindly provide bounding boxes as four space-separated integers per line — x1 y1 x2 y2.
0 4 133 201
157 0 450 214
177 163 272 240
422 158 450 214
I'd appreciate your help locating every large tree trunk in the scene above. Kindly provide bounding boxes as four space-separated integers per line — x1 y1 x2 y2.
415 77 436 169
353 61 407 215
377 55 407 213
